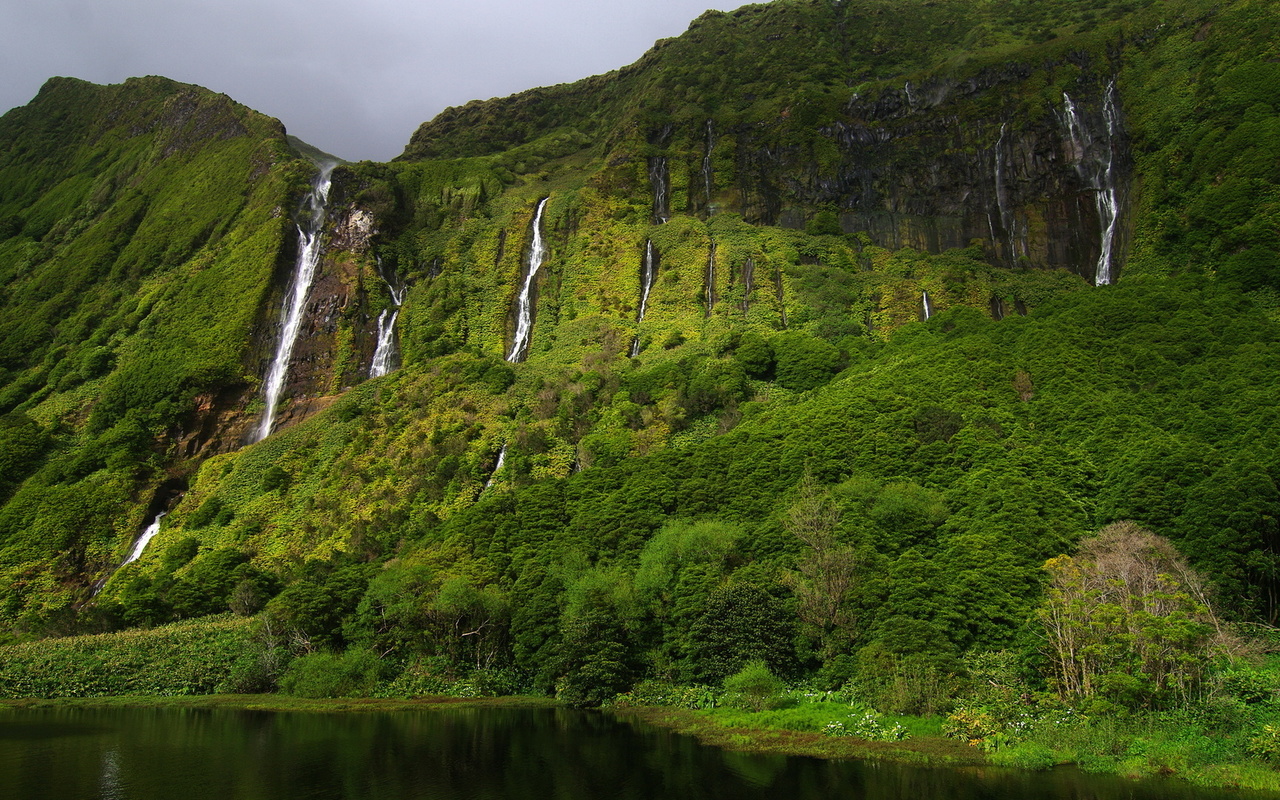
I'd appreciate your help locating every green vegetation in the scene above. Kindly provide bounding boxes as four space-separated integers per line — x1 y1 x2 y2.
1 0 1279 791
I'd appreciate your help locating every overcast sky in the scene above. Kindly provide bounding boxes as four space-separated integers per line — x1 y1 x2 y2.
1 0 744 162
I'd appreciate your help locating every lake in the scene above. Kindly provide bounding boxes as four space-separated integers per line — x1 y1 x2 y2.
0 704 1269 799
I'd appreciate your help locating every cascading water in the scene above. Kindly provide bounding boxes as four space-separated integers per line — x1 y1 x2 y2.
507 199 550 363
254 161 337 442
649 157 670 224
369 271 405 378
485 444 507 489
705 241 717 317
123 511 167 566
1062 84 1122 285
922 290 933 321
994 123 1018 262
702 121 715 211
630 240 658 357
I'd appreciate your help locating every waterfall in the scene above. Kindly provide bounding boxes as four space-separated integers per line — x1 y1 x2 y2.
254 161 337 442
649 157 670 224
123 511 167 566
1062 84 1122 285
507 198 550 363
630 240 658 357
994 123 1016 262
705 241 717 317
485 444 507 489
922 290 933 321
369 269 405 378
702 121 715 211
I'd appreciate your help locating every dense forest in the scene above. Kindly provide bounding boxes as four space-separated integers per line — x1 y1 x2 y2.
2 0 1280 785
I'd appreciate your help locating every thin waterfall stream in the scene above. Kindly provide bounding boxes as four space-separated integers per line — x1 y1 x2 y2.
485 444 508 489
630 240 658 357
1063 83 1122 285
122 511 166 566
649 157 670 224
369 265 405 378
254 161 337 442
507 198 549 363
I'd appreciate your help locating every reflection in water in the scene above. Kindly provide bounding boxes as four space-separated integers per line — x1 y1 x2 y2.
100 747 122 800
0 705 1269 800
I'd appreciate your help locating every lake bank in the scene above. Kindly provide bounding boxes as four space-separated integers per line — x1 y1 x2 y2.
4 693 1279 794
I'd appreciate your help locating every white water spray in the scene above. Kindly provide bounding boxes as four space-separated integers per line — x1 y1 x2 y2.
630 240 657 357
922 290 933 321
994 123 1017 261
123 511 167 566
507 199 550 363
255 162 337 441
649 157 670 224
369 272 405 378
1063 84 1122 285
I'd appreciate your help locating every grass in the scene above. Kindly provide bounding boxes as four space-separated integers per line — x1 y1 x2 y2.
614 705 986 767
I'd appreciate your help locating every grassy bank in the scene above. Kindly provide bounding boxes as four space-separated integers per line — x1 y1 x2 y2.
614 705 984 767
613 701 1280 794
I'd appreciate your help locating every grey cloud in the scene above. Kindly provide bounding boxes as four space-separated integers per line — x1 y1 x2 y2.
1 0 741 161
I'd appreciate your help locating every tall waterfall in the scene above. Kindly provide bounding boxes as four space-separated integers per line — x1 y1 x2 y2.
705 241 717 317
649 157 670 224
1063 84 1122 285
254 162 337 442
630 240 658 357
922 290 933 320
507 198 550 363
369 271 405 378
994 123 1018 262
123 511 167 566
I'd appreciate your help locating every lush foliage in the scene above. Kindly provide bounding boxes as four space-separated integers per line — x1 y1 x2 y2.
0 616 254 697
0 2 1279 789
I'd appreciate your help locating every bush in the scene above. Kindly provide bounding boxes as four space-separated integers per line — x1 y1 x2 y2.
279 648 385 698
724 659 784 711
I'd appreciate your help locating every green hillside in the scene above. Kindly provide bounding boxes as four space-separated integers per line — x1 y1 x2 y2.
1 0 1280 779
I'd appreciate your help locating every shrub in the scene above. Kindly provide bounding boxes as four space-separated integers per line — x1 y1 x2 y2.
279 648 385 698
724 659 784 711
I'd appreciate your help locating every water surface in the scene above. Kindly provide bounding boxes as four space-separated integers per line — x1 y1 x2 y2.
0 705 1267 800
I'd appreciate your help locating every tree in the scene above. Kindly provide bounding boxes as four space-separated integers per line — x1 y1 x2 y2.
1039 522 1226 707
782 476 858 659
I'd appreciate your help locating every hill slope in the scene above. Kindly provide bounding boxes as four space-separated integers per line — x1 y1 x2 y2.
0 0 1277 721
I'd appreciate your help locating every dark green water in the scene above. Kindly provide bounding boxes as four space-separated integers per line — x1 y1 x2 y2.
0 705 1268 800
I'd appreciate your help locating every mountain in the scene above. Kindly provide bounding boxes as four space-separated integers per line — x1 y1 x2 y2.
0 0 1278 714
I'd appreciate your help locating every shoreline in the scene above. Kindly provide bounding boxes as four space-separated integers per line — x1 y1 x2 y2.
613 706 988 767
5 694 1279 794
